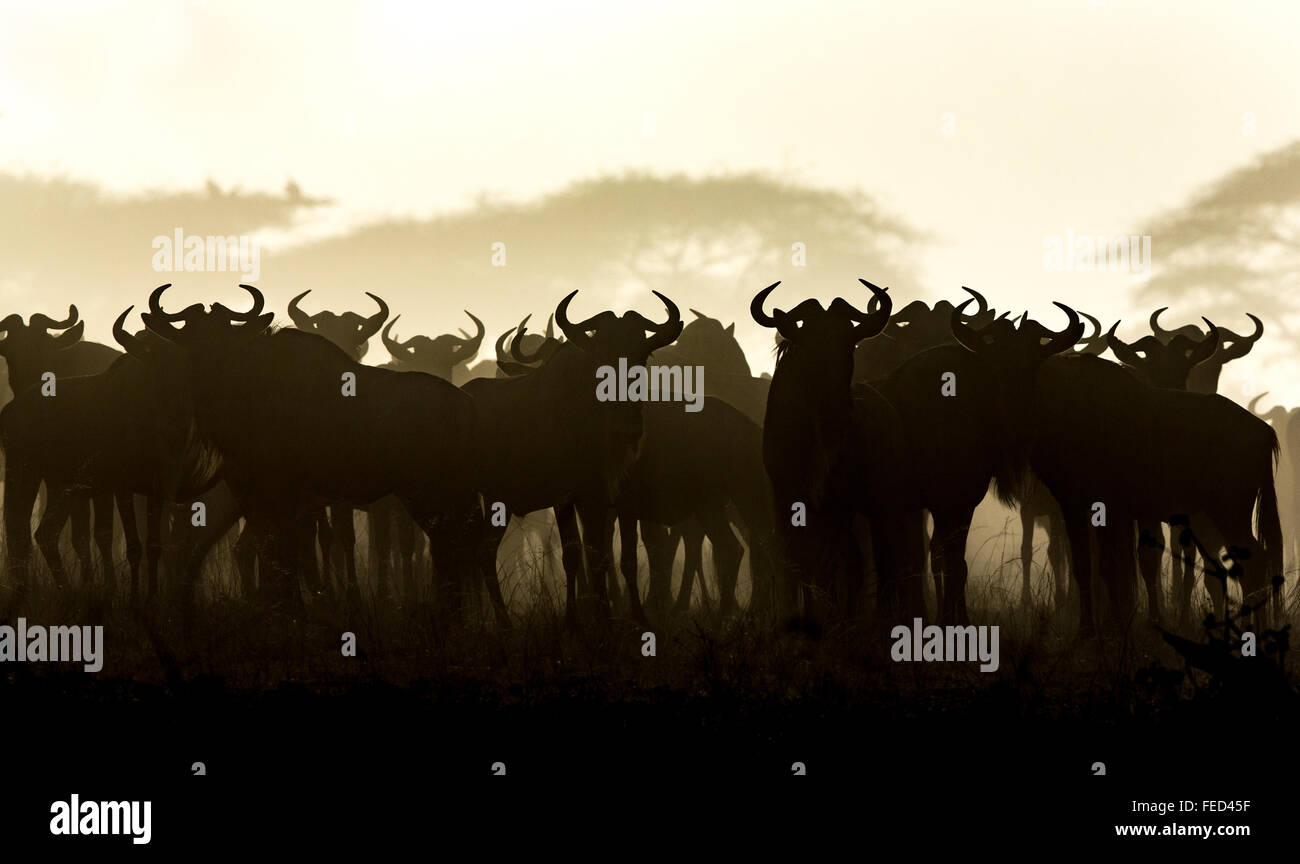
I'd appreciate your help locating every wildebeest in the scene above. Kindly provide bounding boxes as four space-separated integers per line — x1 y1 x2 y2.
0 307 126 584
1027 350 1282 634
751 279 907 622
462 290 682 624
871 297 1084 624
2 304 224 600
366 310 485 600
1148 307 1263 396
116 284 492 616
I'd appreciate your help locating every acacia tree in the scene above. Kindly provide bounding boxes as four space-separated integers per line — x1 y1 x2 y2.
270 171 921 372
1139 141 1300 348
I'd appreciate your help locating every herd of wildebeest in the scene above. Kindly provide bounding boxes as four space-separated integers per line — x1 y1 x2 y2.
0 279 1294 641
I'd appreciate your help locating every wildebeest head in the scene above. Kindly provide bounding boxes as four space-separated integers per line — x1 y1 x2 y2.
1248 392 1290 428
666 309 751 378
555 290 683 497
0 306 86 390
1150 307 1263 393
493 314 562 377
852 287 991 382
117 284 275 393
287 289 389 361
754 278 892 400
1107 317 1219 389
381 311 485 379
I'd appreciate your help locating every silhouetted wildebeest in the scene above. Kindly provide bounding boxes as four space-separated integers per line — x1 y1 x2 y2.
872 296 1084 625
1027 350 1282 635
1147 306 1262 396
117 284 490 615
1107 316 1220 624
2 305 224 600
283 291 394 596
851 288 995 384
366 310 485 600
752 278 907 622
0 306 125 583
612 396 777 619
1015 311 1110 610
1249 392 1300 599
462 290 682 624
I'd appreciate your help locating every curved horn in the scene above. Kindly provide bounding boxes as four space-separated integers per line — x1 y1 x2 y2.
511 315 546 363
1038 303 1084 357
148 284 193 322
960 286 988 318
556 290 594 350
1105 321 1143 368
1149 307 1174 341
29 305 79 331
287 290 315 329
456 310 485 356
357 292 389 341
228 284 266 321
851 279 892 340
495 326 517 364
144 284 203 334
1218 313 1264 357
112 306 149 357
750 282 781 329
642 290 683 355
1080 311 1102 341
689 308 707 320
1189 318 1220 365
948 288 987 350
545 313 554 340
382 315 410 357
1248 392 1269 417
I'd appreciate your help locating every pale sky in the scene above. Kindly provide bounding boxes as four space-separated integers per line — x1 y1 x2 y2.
2 0 1298 390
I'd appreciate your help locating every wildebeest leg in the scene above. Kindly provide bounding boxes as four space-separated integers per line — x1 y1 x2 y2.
366 499 392 599
396 509 418 602
577 499 625 622
146 495 165 600
1063 502 1096 638
1097 515 1137 632
115 491 142 598
931 508 973 625
234 522 258 598
555 504 584 626
1136 520 1165 626
1020 502 1036 609
672 523 702 613
615 513 641 615
92 490 116 587
1046 511 1070 610
639 519 674 615
4 467 42 597
315 509 334 595
334 506 358 599
700 510 741 615
36 487 74 589
69 492 92 584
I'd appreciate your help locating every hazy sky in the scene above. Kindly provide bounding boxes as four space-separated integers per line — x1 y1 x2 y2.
2 0 1298 387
